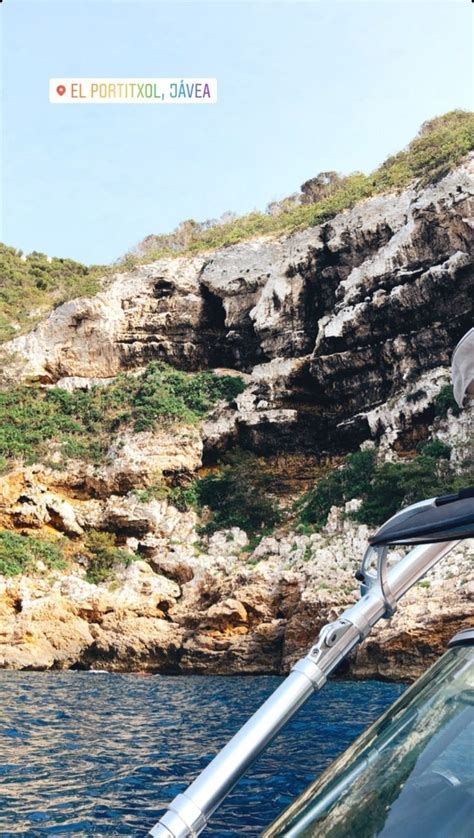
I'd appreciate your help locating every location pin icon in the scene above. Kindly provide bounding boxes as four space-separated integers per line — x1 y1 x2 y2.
56 84 66 96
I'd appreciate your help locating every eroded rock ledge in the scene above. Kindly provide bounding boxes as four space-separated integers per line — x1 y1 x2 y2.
0 519 472 681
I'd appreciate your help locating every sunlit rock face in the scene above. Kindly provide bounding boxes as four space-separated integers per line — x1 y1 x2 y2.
0 515 471 678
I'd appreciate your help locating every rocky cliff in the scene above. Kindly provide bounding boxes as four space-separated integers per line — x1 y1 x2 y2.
4 158 473 452
0 155 473 680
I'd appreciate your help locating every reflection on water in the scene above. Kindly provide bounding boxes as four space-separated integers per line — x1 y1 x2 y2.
0 672 403 836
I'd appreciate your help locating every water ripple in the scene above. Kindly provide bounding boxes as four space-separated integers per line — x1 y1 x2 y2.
0 672 403 836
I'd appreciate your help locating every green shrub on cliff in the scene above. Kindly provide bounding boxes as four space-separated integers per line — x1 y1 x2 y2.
0 244 103 342
0 528 133 582
0 530 65 577
82 530 131 584
131 363 245 431
433 384 462 418
196 449 281 534
0 362 246 466
298 449 376 528
299 442 473 529
373 111 474 188
416 439 451 459
134 479 198 511
353 455 450 526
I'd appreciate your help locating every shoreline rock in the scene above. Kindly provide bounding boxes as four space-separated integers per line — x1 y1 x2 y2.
0 523 471 680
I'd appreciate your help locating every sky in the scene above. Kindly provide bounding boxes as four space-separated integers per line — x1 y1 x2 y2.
1 0 473 266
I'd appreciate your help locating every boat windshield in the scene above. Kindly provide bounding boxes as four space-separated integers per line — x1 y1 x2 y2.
263 645 474 838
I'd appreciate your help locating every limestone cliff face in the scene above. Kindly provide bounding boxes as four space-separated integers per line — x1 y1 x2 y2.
1 158 473 678
5 158 473 459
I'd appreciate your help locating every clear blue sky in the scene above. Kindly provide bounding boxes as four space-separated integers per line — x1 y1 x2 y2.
1 0 473 265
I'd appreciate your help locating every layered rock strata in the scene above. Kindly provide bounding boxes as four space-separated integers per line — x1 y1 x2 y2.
3 159 473 457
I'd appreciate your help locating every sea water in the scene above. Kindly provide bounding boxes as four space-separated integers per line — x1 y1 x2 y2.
0 672 404 836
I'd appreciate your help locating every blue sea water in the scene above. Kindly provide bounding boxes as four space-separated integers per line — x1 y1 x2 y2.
0 673 404 837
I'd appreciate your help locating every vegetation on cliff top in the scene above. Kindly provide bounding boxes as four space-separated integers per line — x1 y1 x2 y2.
125 110 474 265
0 245 103 342
1 111 472 342
0 361 245 467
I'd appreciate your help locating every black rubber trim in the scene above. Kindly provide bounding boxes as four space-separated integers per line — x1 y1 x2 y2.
370 489 474 546
448 628 474 648
435 486 474 507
